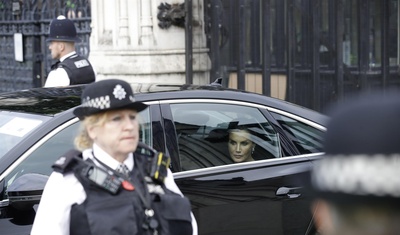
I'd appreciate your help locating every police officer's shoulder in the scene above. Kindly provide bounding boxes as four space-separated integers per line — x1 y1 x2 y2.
52 149 82 174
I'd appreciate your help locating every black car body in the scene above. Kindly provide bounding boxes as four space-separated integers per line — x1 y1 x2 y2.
0 83 328 235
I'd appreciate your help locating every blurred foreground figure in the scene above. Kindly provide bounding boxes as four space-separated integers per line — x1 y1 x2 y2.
32 79 197 235
310 92 400 235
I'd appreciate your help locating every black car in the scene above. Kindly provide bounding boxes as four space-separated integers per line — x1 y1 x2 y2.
0 83 328 235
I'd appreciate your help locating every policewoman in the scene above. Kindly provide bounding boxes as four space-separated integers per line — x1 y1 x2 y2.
310 92 400 235
44 15 96 87
31 79 197 235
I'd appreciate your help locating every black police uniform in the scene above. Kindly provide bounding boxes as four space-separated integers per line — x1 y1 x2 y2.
53 147 193 235
51 54 95 85
46 15 95 86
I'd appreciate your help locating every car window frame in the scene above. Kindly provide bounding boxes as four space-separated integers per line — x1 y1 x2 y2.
158 99 307 172
266 107 326 155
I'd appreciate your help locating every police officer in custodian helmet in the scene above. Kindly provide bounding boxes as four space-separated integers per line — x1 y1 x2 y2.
31 79 198 235
44 15 95 87
310 91 400 235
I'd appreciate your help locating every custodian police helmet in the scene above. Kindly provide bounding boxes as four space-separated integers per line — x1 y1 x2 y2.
311 91 400 204
47 15 80 42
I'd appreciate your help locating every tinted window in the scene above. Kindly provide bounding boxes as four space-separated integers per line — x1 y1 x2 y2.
2 120 79 201
170 103 280 171
0 113 49 160
138 108 152 146
271 112 324 154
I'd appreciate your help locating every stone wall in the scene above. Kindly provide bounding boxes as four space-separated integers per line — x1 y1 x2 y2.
89 0 210 84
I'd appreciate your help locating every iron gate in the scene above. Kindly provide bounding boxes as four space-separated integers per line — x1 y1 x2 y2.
0 0 91 92
203 0 400 113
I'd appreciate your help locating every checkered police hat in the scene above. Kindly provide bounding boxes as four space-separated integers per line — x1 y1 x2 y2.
311 91 400 202
73 79 148 119
47 15 80 42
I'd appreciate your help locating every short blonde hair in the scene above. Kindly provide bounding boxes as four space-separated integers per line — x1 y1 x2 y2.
74 112 109 151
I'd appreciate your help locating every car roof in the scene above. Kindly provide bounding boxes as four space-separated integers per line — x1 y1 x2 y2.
0 85 84 115
0 83 328 125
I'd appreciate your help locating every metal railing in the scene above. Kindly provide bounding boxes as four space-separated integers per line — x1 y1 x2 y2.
203 0 400 113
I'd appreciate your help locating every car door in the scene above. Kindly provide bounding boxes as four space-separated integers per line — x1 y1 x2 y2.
159 99 324 235
174 156 317 235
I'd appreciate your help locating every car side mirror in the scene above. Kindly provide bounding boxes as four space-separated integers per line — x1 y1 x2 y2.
6 173 49 210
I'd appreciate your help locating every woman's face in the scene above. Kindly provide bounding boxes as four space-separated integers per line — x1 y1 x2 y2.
228 130 255 163
87 109 140 160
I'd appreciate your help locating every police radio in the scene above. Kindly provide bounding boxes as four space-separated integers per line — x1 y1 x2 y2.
135 142 170 184
149 151 170 183
84 165 124 195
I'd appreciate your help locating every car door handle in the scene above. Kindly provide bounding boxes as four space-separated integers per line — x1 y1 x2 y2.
276 186 302 198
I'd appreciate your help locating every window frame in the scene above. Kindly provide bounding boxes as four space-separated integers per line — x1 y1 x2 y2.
160 99 305 172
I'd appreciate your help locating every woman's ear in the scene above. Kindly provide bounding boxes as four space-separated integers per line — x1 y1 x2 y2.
86 125 97 140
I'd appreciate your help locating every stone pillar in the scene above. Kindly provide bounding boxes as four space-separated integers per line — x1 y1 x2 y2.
118 0 130 46
139 0 154 46
89 0 211 84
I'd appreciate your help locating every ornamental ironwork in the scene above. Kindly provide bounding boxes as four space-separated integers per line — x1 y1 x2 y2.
0 0 92 92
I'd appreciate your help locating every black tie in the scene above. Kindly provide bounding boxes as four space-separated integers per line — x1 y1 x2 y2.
50 60 61 70
117 164 130 177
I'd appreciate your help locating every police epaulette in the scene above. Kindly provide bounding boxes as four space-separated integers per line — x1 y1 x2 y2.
52 149 82 173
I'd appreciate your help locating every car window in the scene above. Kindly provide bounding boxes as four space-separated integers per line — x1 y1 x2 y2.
0 113 50 160
270 112 324 154
2 120 80 201
170 103 280 171
2 109 152 200
138 108 152 146
6 122 79 189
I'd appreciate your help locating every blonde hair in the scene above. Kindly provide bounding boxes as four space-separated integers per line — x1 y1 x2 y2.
74 112 109 151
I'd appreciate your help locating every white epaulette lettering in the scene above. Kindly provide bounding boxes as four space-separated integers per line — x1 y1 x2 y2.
74 59 90 68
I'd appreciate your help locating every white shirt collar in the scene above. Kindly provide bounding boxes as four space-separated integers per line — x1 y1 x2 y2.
60 51 77 62
82 143 134 171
